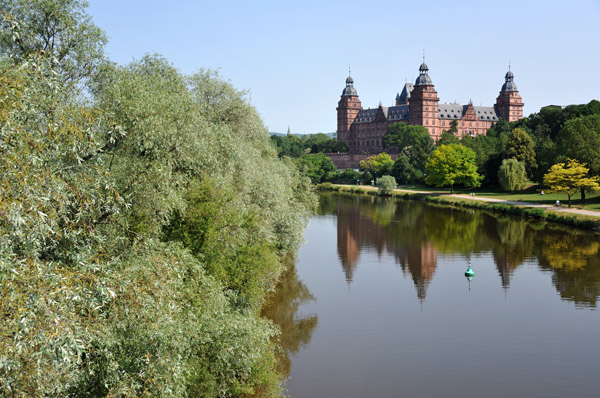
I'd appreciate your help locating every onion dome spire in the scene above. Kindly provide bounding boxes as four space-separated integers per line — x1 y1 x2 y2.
501 64 518 91
342 68 358 96
415 54 433 86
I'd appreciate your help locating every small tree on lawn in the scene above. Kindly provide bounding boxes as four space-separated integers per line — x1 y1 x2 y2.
543 159 600 207
377 175 397 195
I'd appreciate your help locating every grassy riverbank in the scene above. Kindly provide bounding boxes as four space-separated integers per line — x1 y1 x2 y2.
317 183 600 231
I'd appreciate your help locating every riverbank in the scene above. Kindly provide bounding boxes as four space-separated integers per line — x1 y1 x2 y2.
316 183 600 231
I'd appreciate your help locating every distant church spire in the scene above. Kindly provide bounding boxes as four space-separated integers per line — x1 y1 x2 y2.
287 125 291 136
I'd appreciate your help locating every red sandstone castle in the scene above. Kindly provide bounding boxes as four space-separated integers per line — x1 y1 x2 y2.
336 61 524 154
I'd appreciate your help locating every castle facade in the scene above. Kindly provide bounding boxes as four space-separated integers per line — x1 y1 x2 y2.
336 61 524 154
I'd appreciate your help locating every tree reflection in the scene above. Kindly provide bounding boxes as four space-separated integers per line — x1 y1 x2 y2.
491 218 535 288
535 230 600 307
324 192 600 307
261 256 318 378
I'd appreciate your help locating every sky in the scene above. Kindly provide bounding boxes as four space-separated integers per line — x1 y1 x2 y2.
87 0 600 135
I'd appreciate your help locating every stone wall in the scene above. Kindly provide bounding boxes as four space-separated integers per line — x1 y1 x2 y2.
325 153 398 170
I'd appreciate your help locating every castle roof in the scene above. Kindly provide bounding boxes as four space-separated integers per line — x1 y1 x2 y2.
354 105 409 124
438 103 499 121
398 83 414 103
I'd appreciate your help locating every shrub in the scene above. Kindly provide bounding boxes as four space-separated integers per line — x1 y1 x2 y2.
376 175 397 195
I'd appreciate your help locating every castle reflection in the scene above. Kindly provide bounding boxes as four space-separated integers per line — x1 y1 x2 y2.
325 192 600 307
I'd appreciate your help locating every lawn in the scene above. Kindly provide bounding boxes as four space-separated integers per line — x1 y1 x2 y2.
396 184 600 212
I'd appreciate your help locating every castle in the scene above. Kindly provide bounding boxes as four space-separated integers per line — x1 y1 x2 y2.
336 61 524 154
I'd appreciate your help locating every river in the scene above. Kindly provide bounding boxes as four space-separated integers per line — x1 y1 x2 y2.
263 192 600 397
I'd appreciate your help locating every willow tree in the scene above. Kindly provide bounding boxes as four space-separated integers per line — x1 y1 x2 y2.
498 158 529 191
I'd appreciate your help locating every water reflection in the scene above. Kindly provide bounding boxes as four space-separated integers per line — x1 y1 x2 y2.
262 255 318 378
326 192 600 307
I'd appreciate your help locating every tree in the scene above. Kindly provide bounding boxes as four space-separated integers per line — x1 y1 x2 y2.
498 158 529 191
425 144 481 193
383 122 433 172
359 152 394 179
0 47 316 396
296 153 336 184
376 175 397 195
0 0 107 83
391 154 423 184
302 132 347 153
270 134 304 157
543 159 600 207
461 132 506 186
557 114 600 203
437 130 460 146
505 128 537 178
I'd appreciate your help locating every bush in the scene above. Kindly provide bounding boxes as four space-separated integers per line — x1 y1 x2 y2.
376 175 397 195
524 208 546 219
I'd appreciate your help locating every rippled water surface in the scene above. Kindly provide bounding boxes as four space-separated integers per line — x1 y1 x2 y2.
263 193 600 398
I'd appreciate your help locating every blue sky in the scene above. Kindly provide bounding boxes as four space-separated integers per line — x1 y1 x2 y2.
88 0 600 134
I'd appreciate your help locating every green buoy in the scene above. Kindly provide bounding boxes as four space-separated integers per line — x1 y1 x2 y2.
465 258 475 277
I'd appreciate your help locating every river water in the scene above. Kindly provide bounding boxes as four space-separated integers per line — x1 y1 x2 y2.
263 192 600 398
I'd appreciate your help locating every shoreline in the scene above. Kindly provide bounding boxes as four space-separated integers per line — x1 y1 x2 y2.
317 183 600 232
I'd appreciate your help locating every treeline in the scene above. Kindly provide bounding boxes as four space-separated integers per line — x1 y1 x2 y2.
270 132 348 158
0 1 314 397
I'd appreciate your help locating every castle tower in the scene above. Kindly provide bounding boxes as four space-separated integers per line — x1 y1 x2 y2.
336 73 362 145
408 60 440 139
495 68 524 122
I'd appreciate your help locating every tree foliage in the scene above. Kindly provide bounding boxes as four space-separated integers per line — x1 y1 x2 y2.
359 152 394 179
0 0 107 83
270 133 347 158
505 128 537 178
376 175 397 195
295 153 336 184
557 114 600 176
498 158 529 192
383 122 433 172
543 159 600 207
425 144 481 193
0 3 316 394
391 155 423 185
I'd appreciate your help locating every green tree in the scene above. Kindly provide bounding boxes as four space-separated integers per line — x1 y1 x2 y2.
376 175 397 195
329 168 362 184
296 152 336 184
543 159 600 207
270 134 304 157
425 144 481 193
461 132 506 186
505 128 537 178
437 130 460 146
0 49 315 398
383 122 433 172
391 154 423 184
302 132 347 153
557 114 600 201
0 0 107 83
498 158 529 191
359 152 394 179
